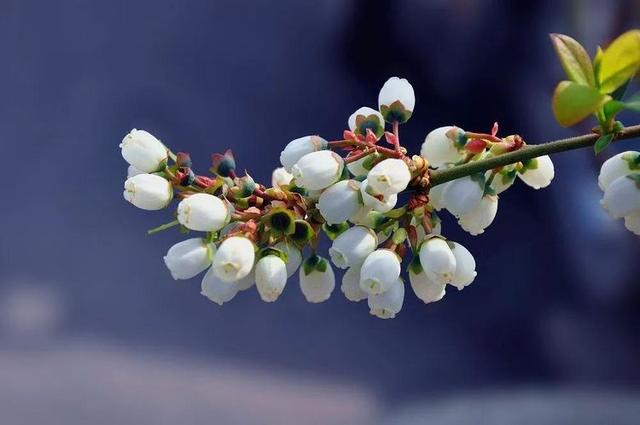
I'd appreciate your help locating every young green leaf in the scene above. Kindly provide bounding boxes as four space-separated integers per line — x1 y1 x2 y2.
594 133 614 154
552 81 610 127
598 30 640 93
550 33 596 87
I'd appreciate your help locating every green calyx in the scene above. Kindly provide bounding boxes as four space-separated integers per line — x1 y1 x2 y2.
408 256 423 275
291 220 315 244
354 113 385 139
302 254 327 276
257 247 288 263
264 207 297 236
380 100 412 124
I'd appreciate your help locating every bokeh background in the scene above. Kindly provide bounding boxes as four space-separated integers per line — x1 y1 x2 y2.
2 0 640 424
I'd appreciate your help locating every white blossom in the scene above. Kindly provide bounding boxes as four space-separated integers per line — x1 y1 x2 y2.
359 249 401 295
368 278 405 319
127 165 144 178
598 151 640 191
366 158 411 195
271 167 294 188
488 167 516 194
318 180 363 224
517 155 555 189
299 256 335 303
177 193 229 232
348 106 385 138
378 77 415 120
441 175 484 217
123 173 173 211
449 242 477 290
291 150 344 191
601 174 640 218
420 126 464 168
347 155 371 177
624 211 640 235
458 195 498 236
280 135 328 172
341 265 368 302
329 226 377 269
163 238 215 280
201 267 240 305
255 255 288 302
211 236 255 282
360 179 398 213
120 129 168 173
273 241 302 277
427 183 446 211
409 265 446 304
419 238 456 284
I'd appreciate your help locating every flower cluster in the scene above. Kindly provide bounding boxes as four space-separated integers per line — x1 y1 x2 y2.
599 151 640 234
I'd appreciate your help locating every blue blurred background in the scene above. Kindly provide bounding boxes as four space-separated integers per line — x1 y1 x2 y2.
1 0 640 424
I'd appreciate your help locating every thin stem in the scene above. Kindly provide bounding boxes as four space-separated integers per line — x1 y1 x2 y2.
429 125 640 187
147 219 179 235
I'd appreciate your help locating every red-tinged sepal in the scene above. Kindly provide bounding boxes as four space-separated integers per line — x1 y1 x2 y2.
343 130 358 141
465 139 488 154
174 167 195 186
384 131 398 146
365 129 378 144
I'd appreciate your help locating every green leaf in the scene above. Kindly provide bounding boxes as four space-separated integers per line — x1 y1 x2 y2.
598 30 640 93
550 33 596 87
593 46 604 82
594 133 614 154
603 100 626 120
552 81 610 127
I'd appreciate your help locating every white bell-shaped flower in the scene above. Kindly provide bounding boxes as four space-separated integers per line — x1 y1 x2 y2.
273 241 302 277
212 236 255 282
441 175 485 217
420 126 464 169
517 155 555 189
127 165 144 178
291 150 344 191
120 129 168 173
347 155 371 177
123 173 173 211
201 267 240 305
360 179 398 213
341 265 368 302
368 278 405 319
624 211 640 235
359 249 401 295
449 242 477 290
348 106 385 139
299 256 335 303
409 264 446 304
329 226 377 269
488 168 516 194
366 158 411 195
318 180 363 224
279 135 328 172
598 151 640 191
177 193 229 232
271 167 294 188
427 183 446 211
255 255 288 302
601 174 640 218
457 195 498 236
163 238 215 280
419 238 456 284
378 77 415 123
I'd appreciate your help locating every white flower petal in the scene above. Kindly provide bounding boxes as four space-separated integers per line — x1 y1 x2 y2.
120 129 168 173
271 167 294 188
291 150 344 191
212 237 255 282
366 158 411 195
273 241 302 277
458 195 498 236
318 180 363 224
359 249 401 295
419 238 456 284
409 268 446 304
163 238 215 280
299 257 335 303
449 242 477 290
123 173 173 211
378 77 415 112
255 255 288 302
441 175 484 217
420 126 464 168
279 135 328 172
177 193 229 232
517 155 554 189
341 265 368 302
329 226 378 269
601 175 640 218
368 278 405 319
201 267 240 305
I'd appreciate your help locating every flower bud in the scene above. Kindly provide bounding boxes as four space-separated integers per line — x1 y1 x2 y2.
420 126 465 168
273 241 302 277
419 238 456 284
299 255 335 303
408 259 446 304
598 151 640 191
280 135 328 172
341 265 368 302
517 155 554 189
272 167 294 188
449 242 477 290
120 129 168 173
360 179 398 213
427 183 446 211
359 249 401 295
291 150 344 191
348 106 385 139
441 175 485 217
624 211 640 235
329 225 378 269
123 173 173 211
366 158 411 195
177 193 229 232
368 278 405 319
457 195 498 236
255 255 288 302
163 238 215 280
212 236 255 282
601 174 640 218
201 266 240 305
378 77 415 123
318 180 363 224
